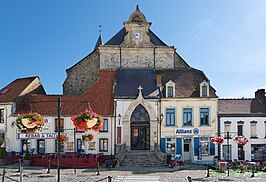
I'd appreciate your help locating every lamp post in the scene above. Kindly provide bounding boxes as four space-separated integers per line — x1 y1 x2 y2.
118 114 122 125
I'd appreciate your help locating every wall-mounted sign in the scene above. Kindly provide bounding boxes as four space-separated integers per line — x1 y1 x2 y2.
18 133 57 139
175 128 200 135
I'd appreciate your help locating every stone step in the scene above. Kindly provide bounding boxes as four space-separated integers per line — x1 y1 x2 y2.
114 176 160 182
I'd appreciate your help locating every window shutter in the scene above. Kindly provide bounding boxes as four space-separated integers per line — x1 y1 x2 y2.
176 138 182 154
210 137 215 155
160 138 166 153
194 137 200 156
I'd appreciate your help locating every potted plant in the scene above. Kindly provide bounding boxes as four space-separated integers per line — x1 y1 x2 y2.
23 148 31 166
82 134 94 142
234 136 249 145
16 112 45 133
71 110 103 132
57 134 69 143
210 136 224 145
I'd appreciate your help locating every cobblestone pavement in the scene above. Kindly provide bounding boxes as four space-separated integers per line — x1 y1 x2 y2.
0 164 266 182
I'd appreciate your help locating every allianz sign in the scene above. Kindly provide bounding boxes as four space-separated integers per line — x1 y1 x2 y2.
175 128 200 135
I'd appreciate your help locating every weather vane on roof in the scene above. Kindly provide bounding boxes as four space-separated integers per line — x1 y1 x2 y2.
99 25 102 35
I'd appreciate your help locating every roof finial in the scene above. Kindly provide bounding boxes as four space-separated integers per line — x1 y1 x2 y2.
138 85 143 95
99 25 102 36
136 5 139 10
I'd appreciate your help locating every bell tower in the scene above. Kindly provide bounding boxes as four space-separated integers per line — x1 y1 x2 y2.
123 5 153 48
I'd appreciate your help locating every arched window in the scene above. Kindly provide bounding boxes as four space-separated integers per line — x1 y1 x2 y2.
130 104 150 122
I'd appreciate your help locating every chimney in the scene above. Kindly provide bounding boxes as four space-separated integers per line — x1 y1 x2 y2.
156 74 162 87
255 89 266 103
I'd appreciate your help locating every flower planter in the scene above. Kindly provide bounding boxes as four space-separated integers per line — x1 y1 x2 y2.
16 112 45 133
71 110 103 132
210 137 224 145
234 136 249 145
23 159 31 166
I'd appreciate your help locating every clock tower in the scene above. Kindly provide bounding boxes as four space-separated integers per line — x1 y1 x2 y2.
123 5 153 48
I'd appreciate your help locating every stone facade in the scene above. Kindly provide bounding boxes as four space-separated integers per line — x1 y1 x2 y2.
63 51 100 95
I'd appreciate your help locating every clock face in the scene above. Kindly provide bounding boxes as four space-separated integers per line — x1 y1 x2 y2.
133 32 141 40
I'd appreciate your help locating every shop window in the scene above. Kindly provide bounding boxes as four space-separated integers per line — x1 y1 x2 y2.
37 140 45 154
222 145 231 161
77 139 84 154
166 108 175 126
166 138 175 159
21 140 30 154
99 138 108 152
251 144 266 161
183 108 192 126
100 119 108 132
0 109 4 123
200 108 209 126
200 137 209 155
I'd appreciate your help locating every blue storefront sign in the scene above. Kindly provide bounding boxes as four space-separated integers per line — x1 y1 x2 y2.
175 128 200 135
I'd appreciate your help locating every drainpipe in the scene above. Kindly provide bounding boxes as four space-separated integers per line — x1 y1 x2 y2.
114 100 117 159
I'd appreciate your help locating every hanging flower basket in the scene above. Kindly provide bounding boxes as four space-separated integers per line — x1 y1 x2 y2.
210 136 224 145
82 134 94 142
71 110 103 132
16 112 45 133
57 134 69 143
234 136 249 145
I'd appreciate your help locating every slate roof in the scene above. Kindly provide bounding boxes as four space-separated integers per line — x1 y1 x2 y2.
218 99 266 114
18 71 116 116
115 68 158 98
158 68 217 98
105 27 167 46
0 76 44 103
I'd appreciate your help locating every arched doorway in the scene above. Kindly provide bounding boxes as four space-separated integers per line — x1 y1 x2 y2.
130 104 150 150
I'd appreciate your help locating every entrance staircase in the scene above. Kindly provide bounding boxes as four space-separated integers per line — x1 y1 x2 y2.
119 150 167 167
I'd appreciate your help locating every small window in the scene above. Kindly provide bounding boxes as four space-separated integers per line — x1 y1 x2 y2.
77 139 84 154
183 108 192 126
184 143 190 152
237 125 243 136
202 86 207 97
251 123 257 138
55 118 64 132
99 138 108 152
166 109 175 126
167 86 173 97
200 108 209 126
100 119 108 132
0 109 4 123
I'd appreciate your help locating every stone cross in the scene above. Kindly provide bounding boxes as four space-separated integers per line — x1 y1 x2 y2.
138 85 143 95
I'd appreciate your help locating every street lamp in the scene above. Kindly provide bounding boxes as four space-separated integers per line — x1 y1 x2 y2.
118 114 122 125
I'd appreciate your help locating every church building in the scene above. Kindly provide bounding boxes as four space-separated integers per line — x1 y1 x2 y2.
63 6 218 164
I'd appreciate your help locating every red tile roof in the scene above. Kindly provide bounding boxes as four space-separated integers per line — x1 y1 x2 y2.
0 76 39 103
17 71 116 116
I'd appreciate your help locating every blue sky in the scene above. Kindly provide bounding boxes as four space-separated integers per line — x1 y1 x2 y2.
0 0 265 98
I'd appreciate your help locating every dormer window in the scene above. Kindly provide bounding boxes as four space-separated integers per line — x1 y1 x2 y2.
167 86 173 97
200 80 209 97
165 80 175 97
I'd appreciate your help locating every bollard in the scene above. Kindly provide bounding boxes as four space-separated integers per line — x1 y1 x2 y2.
227 166 229 176
96 162 100 175
251 164 255 178
107 175 112 182
46 159 51 174
2 169 6 182
20 166 23 182
206 164 210 177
